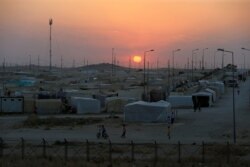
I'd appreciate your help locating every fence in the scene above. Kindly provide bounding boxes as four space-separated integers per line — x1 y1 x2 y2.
1 138 250 166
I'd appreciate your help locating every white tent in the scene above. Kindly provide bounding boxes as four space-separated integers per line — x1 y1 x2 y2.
204 88 217 102
168 96 193 109
208 86 221 99
124 100 171 123
209 81 224 94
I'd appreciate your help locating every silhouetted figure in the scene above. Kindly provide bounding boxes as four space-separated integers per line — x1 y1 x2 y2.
197 99 201 111
96 125 102 139
167 116 171 139
101 125 108 139
171 111 175 124
121 124 126 138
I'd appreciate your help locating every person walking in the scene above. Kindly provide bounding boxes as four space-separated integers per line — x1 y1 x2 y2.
237 88 240 95
167 116 171 139
121 124 126 138
171 111 175 124
101 125 108 139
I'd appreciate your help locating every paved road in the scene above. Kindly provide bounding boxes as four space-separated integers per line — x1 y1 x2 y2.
1 78 250 144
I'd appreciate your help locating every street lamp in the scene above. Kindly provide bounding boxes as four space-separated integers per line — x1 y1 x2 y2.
242 48 250 51
192 49 199 81
172 49 181 89
49 18 53 71
214 50 220 70
217 48 236 144
242 48 250 70
202 48 208 70
143 49 154 100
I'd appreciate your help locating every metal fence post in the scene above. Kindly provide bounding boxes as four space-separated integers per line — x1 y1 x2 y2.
178 141 181 163
86 139 90 162
21 138 25 159
227 142 230 163
202 141 205 163
42 138 46 158
131 140 134 162
0 138 3 157
154 141 158 165
64 139 68 161
109 140 112 165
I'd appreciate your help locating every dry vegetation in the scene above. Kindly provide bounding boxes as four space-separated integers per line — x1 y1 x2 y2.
22 115 104 128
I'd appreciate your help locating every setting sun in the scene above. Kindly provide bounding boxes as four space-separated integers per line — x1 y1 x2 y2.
133 55 142 63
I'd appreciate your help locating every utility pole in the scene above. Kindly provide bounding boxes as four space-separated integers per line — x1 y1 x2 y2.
167 59 170 94
29 55 31 70
129 56 131 73
49 18 53 71
111 48 114 77
61 55 63 70
38 55 40 70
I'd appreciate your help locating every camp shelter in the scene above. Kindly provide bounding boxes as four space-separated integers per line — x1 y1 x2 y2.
209 81 224 94
24 98 35 113
1 97 24 113
192 92 213 107
36 99 62 114
208 86 221 99
124 100 171 123
76 97 101 114
71 96 84 108
199 80 209 87
168 96 193 109
204 88 217 102
105 97 136 113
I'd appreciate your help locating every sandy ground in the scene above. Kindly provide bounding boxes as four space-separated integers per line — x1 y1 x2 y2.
1 78 250 144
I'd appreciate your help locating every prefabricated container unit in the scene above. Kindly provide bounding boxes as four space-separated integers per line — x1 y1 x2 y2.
1 97 24 113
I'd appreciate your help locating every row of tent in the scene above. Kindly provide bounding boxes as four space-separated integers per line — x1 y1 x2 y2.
168 81 224 109
123 81 225 122
0 80 225 123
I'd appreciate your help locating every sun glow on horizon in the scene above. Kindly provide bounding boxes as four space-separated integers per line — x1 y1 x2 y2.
133 55 142 63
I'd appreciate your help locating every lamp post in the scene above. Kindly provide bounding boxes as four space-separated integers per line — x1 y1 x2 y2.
242 48 250 51
214 50 219 70
172 49 181 89
202 48 208 70
217 48 236 144
49 18 53 71
192 49 199 82
143 49 154 99
242 48 250 70
242 47 250 105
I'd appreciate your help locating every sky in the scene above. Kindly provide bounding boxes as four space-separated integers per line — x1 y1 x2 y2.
1 0 250 68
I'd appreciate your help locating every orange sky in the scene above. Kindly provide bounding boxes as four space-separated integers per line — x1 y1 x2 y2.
1 0 250 68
